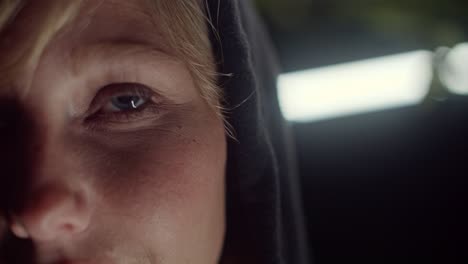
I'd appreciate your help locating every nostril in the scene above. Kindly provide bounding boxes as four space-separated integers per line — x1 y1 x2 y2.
63 223 73 230
52 213 89 235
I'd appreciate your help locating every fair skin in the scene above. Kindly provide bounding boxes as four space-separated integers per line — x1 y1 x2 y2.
0 0 226 263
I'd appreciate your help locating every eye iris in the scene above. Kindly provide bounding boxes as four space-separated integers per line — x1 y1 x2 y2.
111 95 143 110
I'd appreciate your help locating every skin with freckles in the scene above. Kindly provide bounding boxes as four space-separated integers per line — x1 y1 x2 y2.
0 1 226 264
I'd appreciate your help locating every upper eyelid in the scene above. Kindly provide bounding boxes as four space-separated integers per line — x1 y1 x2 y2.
94 84 153 99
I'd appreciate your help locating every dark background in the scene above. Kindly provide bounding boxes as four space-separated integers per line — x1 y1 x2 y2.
253 1 468 263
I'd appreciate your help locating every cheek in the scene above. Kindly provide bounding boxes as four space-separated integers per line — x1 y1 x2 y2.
77 109 226 262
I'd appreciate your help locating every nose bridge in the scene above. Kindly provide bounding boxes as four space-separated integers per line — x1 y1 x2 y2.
27 128 88 209
29 125 71 188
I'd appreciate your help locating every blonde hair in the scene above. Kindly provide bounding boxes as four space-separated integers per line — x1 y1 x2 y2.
0 1 81 90
0 0 222 114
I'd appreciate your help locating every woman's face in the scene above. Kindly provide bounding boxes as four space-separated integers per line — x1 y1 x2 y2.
0 1 226 263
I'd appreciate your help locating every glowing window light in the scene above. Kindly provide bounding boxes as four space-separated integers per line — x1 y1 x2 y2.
278 50 433 122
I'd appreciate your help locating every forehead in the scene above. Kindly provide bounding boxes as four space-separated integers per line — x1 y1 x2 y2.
0 0 161 35
0 0 170 91
74 0 165 44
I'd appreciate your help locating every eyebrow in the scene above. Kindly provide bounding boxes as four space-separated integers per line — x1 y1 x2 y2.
69 40 176 75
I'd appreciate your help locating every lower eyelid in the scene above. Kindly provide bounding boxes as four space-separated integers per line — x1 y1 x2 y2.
83 101 167 131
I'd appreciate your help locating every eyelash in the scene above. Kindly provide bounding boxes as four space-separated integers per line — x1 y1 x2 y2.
84 83 164 128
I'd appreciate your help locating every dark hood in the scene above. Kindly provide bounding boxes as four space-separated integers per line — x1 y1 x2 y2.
205 1 311 263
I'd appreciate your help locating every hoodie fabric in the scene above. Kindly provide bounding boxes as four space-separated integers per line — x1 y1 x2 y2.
205 1 311 263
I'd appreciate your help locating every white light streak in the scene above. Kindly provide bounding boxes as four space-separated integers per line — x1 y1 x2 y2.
278 50 433 122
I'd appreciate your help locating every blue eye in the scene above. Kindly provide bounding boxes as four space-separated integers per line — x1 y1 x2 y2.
110 95 146 111
85 83 164 128
103 93 149 113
